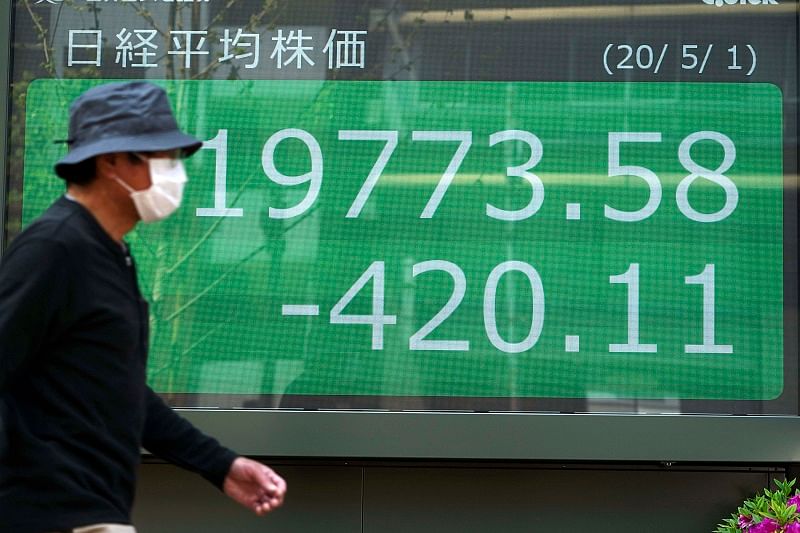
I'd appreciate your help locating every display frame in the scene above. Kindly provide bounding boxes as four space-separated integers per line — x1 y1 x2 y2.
179 410 800 462
3 0 800 463
0 0 10 256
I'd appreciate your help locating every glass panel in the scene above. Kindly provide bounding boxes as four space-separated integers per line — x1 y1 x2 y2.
8 0 797 415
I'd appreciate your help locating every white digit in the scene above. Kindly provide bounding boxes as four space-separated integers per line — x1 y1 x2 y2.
263 128 323 219
484 261 544 354
409 260 469 351
682 44 699 70
330 262 397 350
728 45 742 70
412 131 472 218
676 131 738 223
685 264 733 354
339 130 398 218
605 132 662 222
196 129 244 217
636 45 654 69
616 45 634 69
487 130 545 221
609 264 657 353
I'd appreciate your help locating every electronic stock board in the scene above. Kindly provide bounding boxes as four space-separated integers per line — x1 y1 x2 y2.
9 1 798 423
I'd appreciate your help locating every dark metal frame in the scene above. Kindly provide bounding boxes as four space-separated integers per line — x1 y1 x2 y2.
179 410 800 462
2 1 800 465
0 0 12 257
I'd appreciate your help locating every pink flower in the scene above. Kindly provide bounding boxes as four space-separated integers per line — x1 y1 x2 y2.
738 514 753 529
784 522 800 533
789 494 800 509
750 518 780 533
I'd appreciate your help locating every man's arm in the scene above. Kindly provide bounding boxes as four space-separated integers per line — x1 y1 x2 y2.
0 239 69 391
142 387 286 514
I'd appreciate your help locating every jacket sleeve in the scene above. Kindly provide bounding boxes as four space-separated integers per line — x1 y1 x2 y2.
0 239 70 392
142 386 238 488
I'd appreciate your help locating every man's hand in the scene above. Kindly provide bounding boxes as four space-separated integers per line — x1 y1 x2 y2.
223 457 287 516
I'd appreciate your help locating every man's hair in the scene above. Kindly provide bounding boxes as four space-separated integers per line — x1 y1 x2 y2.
62 157 97 186
62 153 143 186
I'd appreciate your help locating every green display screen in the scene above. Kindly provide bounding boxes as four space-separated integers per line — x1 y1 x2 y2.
22 79 783 401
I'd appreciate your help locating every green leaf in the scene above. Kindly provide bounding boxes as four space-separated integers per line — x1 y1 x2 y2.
716 479 800 532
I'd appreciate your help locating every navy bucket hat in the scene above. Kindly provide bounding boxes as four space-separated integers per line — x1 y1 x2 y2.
54 81 202 180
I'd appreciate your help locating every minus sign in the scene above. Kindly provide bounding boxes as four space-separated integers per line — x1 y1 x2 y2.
282 304 320 316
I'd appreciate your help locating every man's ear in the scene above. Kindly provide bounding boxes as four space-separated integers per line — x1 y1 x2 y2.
96 152 138 182
94 153 118 180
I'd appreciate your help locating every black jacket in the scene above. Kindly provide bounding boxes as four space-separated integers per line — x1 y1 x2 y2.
0 197 237 533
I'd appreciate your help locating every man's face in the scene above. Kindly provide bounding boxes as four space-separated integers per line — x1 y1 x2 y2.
93 149 183 222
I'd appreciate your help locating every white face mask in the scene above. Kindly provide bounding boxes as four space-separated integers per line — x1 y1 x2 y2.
115 156 187 223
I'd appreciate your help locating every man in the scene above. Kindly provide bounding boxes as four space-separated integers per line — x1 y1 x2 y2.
0 82 286 533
